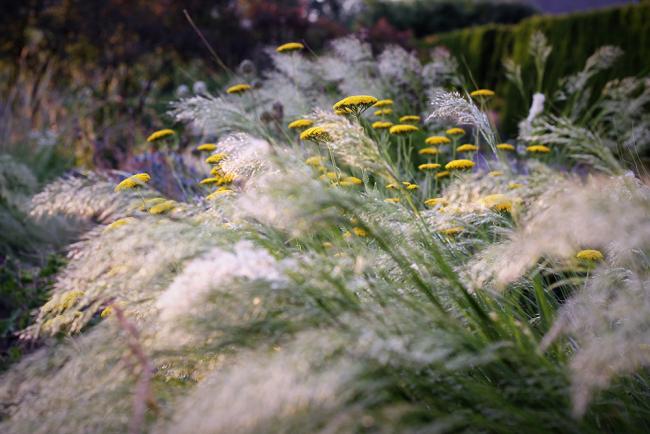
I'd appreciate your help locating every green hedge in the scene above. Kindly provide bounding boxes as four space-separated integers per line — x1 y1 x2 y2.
425 3 650 134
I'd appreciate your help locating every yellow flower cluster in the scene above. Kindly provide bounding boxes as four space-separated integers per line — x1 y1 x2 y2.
205 153 227 164
389 124 418 135
418 147 438 155
384 197 401 203
446 127 465 136
481 194 512 213
146 129 175 142
373 99 393 107
226 83 252 94
399 115 421 123
470 89 495 98
196 143 218 152
496 143 515 151
288 119 313 129
206 187 234 200
149 200 176 215
114 173 151 192
105 217 136 231
526 145 551 154
456 144 479 153
576 249 604 261
300 126 332 142
440 226 464 236
445 159 475 170
333 95 378 114
374 109 393 116
424 197 447 207
418 163 441 171
276 42 304 53
425 136 451 145
372 121 393 130
435 171 450 179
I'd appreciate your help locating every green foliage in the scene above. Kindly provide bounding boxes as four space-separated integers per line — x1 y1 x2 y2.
430 3 650 133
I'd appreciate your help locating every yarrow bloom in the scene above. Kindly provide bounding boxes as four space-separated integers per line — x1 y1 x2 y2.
424 197 447 207
304 156 323 166
399 115 421 123
276 42 304 53
480 194 512 213
199 177 221 185
205 153 227 164
114 173 151 192
425 136 450 145
372 121 393 130
374 109 393 116
435 171 450 179
445 159 475 170
196 143 217 152
418 163 441 171
508 182 524 190
149 200 176 215
526 145 551 154
470 89 495 98
576 249 604 261
373 99 394 108
226 84 252 94
406 183 419 190
440 226 464 236
105 217 136 231
206 187 234 200
340 176 363 186
488 170 503 177
446 127 465 136
384 197 401 203
389 124 419 135
300 126 332 142
288 119 313 130
418 147 438 155
456 144 479 153
333 95 378 115
146 129 175 142
352 227 368 237
496 143 515 151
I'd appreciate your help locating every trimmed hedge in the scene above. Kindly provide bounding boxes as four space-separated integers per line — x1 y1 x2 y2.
425 3 650 134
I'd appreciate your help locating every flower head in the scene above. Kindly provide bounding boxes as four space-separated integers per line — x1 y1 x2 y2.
526 145 551 154
352 227 368 237
206 187 234 200
288 119 313 130
470 89 495 98
406 183 419 190
445 159 475 170
481 194 512 213
389 124 419 135
425 136 450 145
371 121 393 130
149 200 176 215
418 163 441 171
424 197 447 207
226 84 252 94
196 143 217 152
374 109 393 116
488 170 503 177
199 177 221 185
332 95 378 115
341 176 363 185
373 99 394 108
446 127 465 136
435 171 450 179
399 115 421 123
576 249 604 261
205 153 227 164
146 129 175 142
304 156 323 167
508 182 524 190
105 217 136 231
418 147 438 155
496 143 515 151
440 226 464 236
456 144 479 153
384 197 401 203
276 42 304 53
300 126 332 142
114 173 151 192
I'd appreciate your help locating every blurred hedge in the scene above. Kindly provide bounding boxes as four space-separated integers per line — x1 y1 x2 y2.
426 3 650 134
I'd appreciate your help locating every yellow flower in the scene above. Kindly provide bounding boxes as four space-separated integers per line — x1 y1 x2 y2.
372 121 393 129
389 124 419 135
196 143 217 152
374 109 393 116
140 197 166 210
300 126 332 142
418 147 439 156
114 173 151 192
446 127 465 136
100 305 114 318
576 249 604 261
384 197 401 203
399 115 421 123
320 171 338 181
276 42 304 53
217 173 236 185
526 145 551 154
341 176 363 185
425 136 451 145
288 119 313 129
206 187 234 200
496 143 515 151
199 177 221 185
149 200 176 215
508 182 524 190
335 108 352 116
146 129 175 142
481 194 512 213
373 99 394 108
456 144 479 153
440 226 464 236
333 95 378 115
445 159 475 170
352 227 368 237
205 153 227 165
418 163 441 171
424 197 447 207
406 183 419 190
105 217 135 231
470 89 495 98
305 156 323 166
210 166 223 176
435 171 450 179
60 290 84 310
488 170 503 177
386 183 398 189
226 83 252 94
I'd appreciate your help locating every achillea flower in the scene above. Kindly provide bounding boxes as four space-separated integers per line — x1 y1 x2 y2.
114 173 151 192
446 127 465 136
105 217 135 231
399 115 421 123
373 99 394 108
440 226 464 236
217 173 236 185
526 145 551 154
372 121 393 130
335 109 351 116
445 159 475 170
206 187 234 200
386 183 398 189
341 176 363 185
435 171 450 179
508 182 524 190
425 136 451 145
384 197 401 203
288 119 313 129
406 183 419 190
389 124 418 135
196 143 217 152
300 126 332 142
205 153 227 164
456 144 479 152
146 129 175 142
210 166 223 176
470 89 495 98
276 42 304 53
418 147 439 156
576 249 604 261
140 197 166 210
481 194 512 213
60 290 84 310
418 163 441 171
332 95 378 115
100 305 113 318
149 200 176 215
488 170 503 177
320 172 338 181
199 177 221 185
226 84 252 94
424 197 447 207
352 227 368 237
304 156 323 166
496 143 515 151
374 109 393 116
